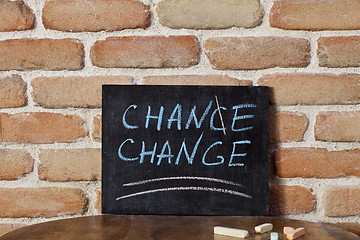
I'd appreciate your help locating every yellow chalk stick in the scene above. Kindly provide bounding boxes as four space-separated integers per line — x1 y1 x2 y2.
283 226 295 235
287 227 305 240
214 226 249 238
255 223 273 233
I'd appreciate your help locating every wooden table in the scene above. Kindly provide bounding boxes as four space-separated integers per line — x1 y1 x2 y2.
1 215 359 240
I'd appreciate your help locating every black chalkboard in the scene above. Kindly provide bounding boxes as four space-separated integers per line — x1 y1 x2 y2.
102 85 269 216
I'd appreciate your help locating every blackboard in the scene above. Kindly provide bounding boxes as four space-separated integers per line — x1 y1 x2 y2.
102 85 269 216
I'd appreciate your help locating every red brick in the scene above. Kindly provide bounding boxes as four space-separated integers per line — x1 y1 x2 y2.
0 0 34 31
205 37 310 70
142 75 252 86
258 73 360 105
43 0 150 32
318 36 360 68
38 149 101 181
0 187 87 218
90 36 200 68
0 224 26 237
315 111 360 142
157 0 262 29
269 185 315 215
269 111 308 143
274 148 360 178
32 76 133 108
323 186 360 217
0 39 84 71
0 112 87 144
92 115 101 142
0 75 27 108
0 149 33 180
270 0 360 31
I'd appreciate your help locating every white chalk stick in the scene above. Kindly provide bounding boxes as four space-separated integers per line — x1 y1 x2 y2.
270 232 279 240
255 223 273 233
287 227 305 240
214 226 249 238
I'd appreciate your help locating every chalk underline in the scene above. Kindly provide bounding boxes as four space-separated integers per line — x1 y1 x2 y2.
116 187 252 200
123 176 244 187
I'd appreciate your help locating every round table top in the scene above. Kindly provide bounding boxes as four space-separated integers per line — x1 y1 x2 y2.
1 215 359 240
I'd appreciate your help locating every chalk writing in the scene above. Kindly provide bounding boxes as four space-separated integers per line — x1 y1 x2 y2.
185 101 213 129
122 176 244 187
121 101 255 132
231 104 256 132
145 106 164 131
116 187 252 200
122 105 138 129
168 103 182 130
117 136 251 167
118 101 256 167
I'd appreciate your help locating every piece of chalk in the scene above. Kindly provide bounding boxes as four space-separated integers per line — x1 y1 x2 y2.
287 227 305 240
270 232 278 240
214 226 249 238
255 223 273 233
283 226 295 235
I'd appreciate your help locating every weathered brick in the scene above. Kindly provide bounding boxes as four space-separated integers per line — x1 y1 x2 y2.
142 75 252 86
38 149 101 181
315 111 360 142
269 185 315 215
32 76 133 108
270 0 360 31
258 73 360 105
0 112 87 144
322 222 360 237
0 39 84 71
274 148 360 178
0 224 26 237
0 149 33 180
95 188 101 213
318 36 360 68
92 115 101 142
43 0 150 32
0 187 86 218
0 76 27 108
205 37 310 70
269 111 308 143
157 0 262 29
91 36 199 68
0 0 34 31
323 186 360 217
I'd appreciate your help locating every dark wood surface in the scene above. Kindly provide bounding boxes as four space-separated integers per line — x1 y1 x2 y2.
1 215 359 240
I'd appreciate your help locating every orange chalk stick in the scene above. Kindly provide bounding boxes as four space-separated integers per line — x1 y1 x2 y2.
287 227 305 240
283 227 295 235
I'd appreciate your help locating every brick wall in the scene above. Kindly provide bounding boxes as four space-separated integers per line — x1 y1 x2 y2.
0 0 359 236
